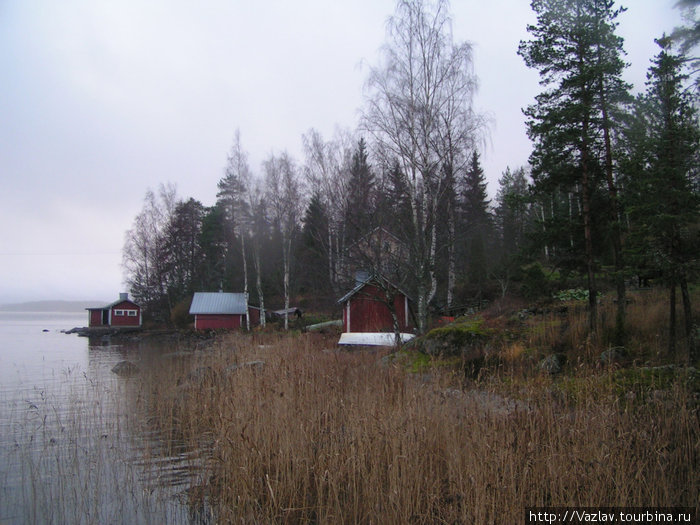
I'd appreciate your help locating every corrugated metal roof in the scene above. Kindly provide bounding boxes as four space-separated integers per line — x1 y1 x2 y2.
189 292 248 315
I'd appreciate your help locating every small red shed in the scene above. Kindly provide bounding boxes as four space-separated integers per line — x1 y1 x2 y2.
337 276 414 345
86 293 142 328
189 292 249 330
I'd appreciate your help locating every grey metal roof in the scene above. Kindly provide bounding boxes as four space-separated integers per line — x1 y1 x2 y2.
337 274 412 304
189 292 248 315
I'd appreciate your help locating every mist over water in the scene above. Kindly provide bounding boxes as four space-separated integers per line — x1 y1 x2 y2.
0 312 200 524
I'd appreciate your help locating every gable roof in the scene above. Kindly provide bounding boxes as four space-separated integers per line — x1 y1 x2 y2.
337 274 411 304
86 298 139 311
189 292 248 315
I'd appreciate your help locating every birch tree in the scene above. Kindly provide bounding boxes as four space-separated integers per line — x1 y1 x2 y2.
246 177 268 326
122 183 178 321
264 152 304 330
363 0 481 333
218 130 252 328
302 128 353 293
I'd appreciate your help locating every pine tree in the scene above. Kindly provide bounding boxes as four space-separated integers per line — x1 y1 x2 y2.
519 0 631 332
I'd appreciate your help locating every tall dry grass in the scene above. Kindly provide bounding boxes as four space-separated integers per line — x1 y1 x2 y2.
140 332 699 524
516 288 699 366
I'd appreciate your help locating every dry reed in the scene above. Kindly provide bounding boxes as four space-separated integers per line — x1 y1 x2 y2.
140 332 699 524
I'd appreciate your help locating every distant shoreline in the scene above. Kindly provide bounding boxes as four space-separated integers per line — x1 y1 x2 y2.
0 300 107 313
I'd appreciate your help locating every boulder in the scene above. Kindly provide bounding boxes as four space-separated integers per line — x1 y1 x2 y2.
538 354 564 375
111 360 139 376
600 347 627 366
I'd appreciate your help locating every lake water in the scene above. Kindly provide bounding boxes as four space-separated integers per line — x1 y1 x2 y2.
0 311 201 524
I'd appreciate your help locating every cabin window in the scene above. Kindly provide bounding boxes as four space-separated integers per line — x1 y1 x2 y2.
114 310 124 316
127 310 137 317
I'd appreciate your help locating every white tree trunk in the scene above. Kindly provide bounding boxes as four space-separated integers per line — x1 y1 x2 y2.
254 243 265 327
283 234 290 331
241 234 250 330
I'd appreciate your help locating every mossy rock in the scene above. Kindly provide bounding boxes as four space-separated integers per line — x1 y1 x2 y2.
417 319 491 358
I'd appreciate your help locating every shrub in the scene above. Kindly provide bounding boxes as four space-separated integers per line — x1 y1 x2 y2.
170 298 193 328
520 263 549 299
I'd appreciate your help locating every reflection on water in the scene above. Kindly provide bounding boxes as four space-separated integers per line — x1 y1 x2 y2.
0 312 207 524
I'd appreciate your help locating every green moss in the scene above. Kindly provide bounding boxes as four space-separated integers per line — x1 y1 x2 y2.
425 318 491 343
408 318 492 361
548 366 700 406
388 349 465 374
612 366 700 395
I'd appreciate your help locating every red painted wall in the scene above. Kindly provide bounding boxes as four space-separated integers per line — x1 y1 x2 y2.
195 314 244 330
248 308 261 326
110 300 141 327
343 284 412 333
89 310 104 327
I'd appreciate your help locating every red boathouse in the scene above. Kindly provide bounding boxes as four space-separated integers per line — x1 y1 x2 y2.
338 276 414 335
86 293 142 328
189 292 249 330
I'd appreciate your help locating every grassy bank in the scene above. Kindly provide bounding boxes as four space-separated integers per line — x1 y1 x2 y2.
138 323 698 523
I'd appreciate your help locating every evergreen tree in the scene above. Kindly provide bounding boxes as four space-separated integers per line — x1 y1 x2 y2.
164 198 205 302
378 159 412 241
198 203 229 291
623 39 700 359
460 151 492 295
298 191 333 301
345 138 375 245
461 151 491 228
519 0 630 332
494 166 531 258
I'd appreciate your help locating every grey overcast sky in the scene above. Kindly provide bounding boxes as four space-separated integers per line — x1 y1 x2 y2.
0 0 686 304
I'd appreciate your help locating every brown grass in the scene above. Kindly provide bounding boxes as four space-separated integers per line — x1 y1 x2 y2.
137 332 699 524
504 288 700 368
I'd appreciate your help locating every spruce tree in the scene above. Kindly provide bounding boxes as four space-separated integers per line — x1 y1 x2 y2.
345 138 375 245
460 151 492 296
624 38 700 359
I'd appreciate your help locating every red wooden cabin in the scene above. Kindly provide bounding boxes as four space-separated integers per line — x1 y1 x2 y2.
86 293 142 328
189 292 249 330
338 276 414 334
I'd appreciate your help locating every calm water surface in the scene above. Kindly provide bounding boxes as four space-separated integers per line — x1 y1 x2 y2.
0 312 203 524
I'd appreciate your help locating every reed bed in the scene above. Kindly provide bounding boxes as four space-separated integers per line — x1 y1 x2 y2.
0 358 195 524
141 332 699 524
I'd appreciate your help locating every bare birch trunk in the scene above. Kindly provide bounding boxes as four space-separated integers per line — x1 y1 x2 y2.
327 228 335 292
428 196 438 309
446 213 456 310
283 234 290 331
241 234 250 330
540 204 549 260
254 244 265 327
